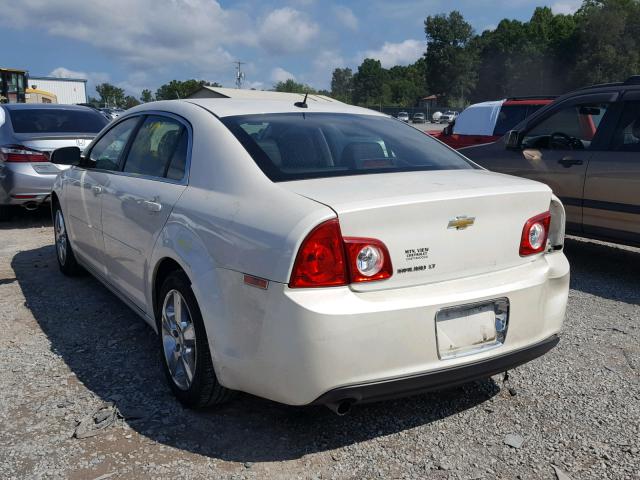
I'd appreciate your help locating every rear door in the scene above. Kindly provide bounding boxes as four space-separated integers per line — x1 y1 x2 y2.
583 94 640 244
64 116 140 275
100 114 189 311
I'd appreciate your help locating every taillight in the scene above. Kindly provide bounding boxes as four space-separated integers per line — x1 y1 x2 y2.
289 219 348 288
0 145 49 163
344 238 393 283
520 211 551 256
289 219 393 288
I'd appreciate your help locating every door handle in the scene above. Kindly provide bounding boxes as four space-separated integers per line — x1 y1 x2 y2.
142 200 162 212
91 185 103 194
558 157 583 168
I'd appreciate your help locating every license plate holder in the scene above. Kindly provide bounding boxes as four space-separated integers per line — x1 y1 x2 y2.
435 298 509 360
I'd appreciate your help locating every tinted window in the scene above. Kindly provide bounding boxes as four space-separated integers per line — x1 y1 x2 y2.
522 103 609 150
89 117 139 170
9 108 108 134
122 116 187 179
221 113 474 181
494 105 528 136
611 101 640 152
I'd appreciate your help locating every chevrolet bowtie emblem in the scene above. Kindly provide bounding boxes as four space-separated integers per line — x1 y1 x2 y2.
447 216 475 230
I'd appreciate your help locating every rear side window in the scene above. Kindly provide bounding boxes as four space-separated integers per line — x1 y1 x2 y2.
221 113 474 182
9 108 107 134
122 116 188 180
611 101 640 151
494 105 529 136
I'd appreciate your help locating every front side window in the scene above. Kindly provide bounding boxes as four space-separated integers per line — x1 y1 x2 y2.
122 116 187 179
611 101 640 152
522 103 609 151
221 113 474 182
88 117 139 170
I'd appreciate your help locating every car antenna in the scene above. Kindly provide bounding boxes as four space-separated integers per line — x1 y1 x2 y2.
294 92 309 108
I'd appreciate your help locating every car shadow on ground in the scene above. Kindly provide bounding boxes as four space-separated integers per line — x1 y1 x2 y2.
0 206 52 230
12 244 501 463
564 237 640 306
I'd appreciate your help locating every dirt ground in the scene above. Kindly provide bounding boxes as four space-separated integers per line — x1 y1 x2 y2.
0 209 638 480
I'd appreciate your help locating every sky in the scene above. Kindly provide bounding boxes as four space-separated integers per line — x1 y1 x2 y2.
0 0 583 98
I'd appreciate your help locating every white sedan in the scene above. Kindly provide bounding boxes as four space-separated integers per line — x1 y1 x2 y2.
50 98 569 414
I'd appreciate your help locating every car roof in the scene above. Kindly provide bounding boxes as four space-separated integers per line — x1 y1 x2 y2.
1 103 97 112
127 98 388 119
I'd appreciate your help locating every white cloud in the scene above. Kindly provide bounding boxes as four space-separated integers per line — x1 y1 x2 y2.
258 7 319 54
270 67 296 83
49 67 87 79
0 0 254 94
362 39 424 68
333 6 358 31
551 1 581 14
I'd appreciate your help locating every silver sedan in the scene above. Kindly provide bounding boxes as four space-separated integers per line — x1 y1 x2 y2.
0 103 107 220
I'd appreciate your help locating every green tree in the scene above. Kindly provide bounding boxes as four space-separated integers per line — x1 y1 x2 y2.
571 0 640 85
353 58 384 107
424 11 478 106
95 83 126 108
273 79 317 93
140 89 154 103
155 79 221 100
124 96 140 109
330 67 354 103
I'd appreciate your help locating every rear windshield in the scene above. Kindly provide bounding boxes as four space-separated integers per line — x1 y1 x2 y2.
9 108 108 134
221 113 475 181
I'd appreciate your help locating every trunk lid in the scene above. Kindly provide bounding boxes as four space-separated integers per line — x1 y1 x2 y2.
15 133 94 174
280 170 552 291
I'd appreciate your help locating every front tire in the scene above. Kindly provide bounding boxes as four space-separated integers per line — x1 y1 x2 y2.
53 205 83 276
157 271 234 408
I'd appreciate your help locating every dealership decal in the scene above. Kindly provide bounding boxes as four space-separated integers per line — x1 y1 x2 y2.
404 247 430 261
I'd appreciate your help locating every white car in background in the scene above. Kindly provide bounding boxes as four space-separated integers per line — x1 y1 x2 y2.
397 111 410 122
50 98 569 414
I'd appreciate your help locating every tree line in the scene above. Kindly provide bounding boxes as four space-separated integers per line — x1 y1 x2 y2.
90 0 639 110
327 0 640 109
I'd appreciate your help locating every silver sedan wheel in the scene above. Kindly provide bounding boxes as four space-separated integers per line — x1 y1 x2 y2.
54 209 67 266
161 289 197 391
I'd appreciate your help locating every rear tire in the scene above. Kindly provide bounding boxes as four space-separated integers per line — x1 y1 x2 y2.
157 271 235 408
53 205 83 276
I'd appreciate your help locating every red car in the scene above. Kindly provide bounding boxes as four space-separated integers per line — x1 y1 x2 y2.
429 97 555 149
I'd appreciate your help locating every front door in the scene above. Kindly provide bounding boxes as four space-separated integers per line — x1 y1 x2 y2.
480 95 616 232
100 115 189 311
64 117 140 275
583 98 640 245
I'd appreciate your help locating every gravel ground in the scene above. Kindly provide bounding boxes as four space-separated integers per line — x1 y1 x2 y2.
0 208 638 480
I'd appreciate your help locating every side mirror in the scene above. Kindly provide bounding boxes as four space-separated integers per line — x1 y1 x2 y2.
50 146 81 166
505 130 521 150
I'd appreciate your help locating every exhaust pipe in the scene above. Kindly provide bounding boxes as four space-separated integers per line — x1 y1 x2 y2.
22 202 39 211
326 399 354 416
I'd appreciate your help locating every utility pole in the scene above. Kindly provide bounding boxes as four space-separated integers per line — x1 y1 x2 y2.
234 61 246 89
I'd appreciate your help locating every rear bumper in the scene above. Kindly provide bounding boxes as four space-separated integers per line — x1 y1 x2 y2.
0 163 56 205
312 334 559 405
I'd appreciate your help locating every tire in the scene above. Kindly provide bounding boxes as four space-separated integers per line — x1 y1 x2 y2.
157 271 235 408
53 205 83 276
